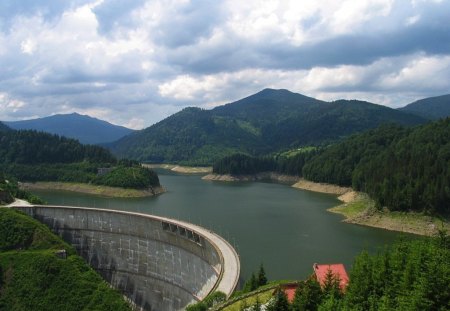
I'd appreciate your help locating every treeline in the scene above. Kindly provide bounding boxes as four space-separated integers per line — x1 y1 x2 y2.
0 130 115 164
0 130 160 189
213 149 319 176
261 236 449 311
212 119 450 215
0 122 10 132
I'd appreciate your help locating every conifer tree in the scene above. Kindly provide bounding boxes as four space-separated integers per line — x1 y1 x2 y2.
258 264 268 286
267 288 290 311
292 279 322 311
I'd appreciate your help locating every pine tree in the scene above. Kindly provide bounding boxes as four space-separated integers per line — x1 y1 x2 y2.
267 288 290 311
244 273 259 292
292 279 322 311
322 269 342 300
258 264 268 286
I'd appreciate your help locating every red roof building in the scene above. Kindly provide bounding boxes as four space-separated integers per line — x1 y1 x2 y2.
272 283 298 303
282 283 297 303
313 263 349 291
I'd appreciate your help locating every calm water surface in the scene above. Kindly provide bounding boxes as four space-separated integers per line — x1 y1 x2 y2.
32 170 409 282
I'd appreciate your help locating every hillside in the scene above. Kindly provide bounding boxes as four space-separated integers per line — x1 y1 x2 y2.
0 130 160 190
110 89 426 165
0 122 10 132
399 94 450 120
4 113 134 144
0 208 131 311
213 119 450 215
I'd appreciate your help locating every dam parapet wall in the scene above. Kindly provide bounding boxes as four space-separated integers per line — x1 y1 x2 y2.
12 205 240 311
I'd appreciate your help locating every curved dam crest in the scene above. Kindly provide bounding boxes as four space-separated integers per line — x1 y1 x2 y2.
12 205 240 311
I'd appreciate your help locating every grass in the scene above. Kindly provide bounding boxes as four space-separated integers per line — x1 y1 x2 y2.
278 147 317 158
328 193 449 236
218 280 297 311
329 193 373 218
236 120 261 136
221 288 274 311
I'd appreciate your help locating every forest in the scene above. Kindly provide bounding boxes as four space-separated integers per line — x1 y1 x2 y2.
0 130 160 189
212 119 450 215
261 235 449 311
110 89 425 165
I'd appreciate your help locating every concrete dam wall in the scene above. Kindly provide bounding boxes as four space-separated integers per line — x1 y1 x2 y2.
12 205 240 311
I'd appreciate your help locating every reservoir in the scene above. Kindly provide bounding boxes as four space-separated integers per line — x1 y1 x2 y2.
32 170 407 282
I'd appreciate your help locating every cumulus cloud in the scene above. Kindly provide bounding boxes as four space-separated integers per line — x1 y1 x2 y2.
0 0 449 128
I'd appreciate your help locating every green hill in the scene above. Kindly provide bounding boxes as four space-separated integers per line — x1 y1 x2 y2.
0 122 10 132
0 208 131 311
0 130 160 190
213 119 450 215
399 94 450 120
110 89 426 165
302 119 450 215
4 113 134 144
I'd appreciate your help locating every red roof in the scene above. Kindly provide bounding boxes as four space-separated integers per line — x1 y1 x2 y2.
283 284 297 303
273 283 298 303
313 263 349 291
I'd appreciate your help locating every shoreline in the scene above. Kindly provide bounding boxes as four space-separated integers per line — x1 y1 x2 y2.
292 178 351 195
202 172 299 184
329 192 449 237
20 182 165 198
143 163 212 174
201 173 448 236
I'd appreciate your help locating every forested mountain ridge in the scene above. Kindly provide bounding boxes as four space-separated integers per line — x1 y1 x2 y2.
213 118 450 215
0 130 115 164
0 130 160 189
110 89 426 165
4 112 134 144
0 121 10 132
399 94 450 120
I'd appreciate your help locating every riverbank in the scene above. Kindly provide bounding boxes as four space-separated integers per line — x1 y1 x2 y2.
292 178 351 195
202 172 448 236
202 172 299 183
20 182 165 198
330 192 449 236
143 164 212 174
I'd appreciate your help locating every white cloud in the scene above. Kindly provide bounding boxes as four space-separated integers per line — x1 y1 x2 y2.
377 55 450 92
0 93 27 116
20 39 36 54
0 0 449 129
406 14 421 25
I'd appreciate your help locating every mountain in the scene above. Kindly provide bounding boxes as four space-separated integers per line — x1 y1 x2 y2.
0 121 10 132
212 118 450 215
399 94 450 120
110 89 427 165
3 113 134 144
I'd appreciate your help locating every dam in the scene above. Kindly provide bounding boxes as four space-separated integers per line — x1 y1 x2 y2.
12 205 240 311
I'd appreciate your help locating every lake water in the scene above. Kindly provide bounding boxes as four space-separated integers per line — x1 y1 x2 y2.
32 170 408 282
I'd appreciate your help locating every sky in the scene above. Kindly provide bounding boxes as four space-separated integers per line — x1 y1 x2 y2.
0 0 449 129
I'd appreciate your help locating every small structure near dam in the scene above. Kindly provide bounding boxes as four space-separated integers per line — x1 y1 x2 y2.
12 205 240 311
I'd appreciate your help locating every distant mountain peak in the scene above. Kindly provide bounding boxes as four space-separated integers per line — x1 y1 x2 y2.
110 88 427 165
399 94 450 120
3 113 134 145
258 88 292 94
